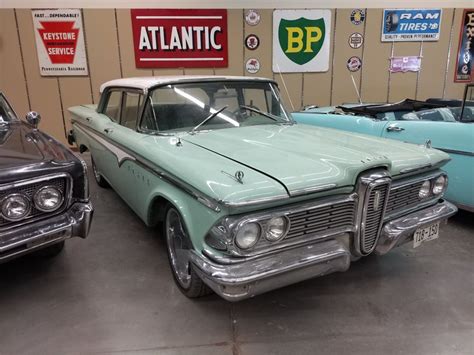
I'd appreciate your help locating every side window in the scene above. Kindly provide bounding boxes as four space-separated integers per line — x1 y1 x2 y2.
121 92 143 130
104 91 122 122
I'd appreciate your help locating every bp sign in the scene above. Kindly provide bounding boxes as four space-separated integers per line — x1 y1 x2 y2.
273 10 331 73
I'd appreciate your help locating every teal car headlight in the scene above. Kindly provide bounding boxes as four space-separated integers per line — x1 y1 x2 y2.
265 216 289 242
419 180 431 199
1 193 30 221
432 175 447 195
235 222 261 249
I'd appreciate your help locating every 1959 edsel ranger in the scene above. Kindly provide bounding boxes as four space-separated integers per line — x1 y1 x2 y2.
68 76 457 301
0 92 92 262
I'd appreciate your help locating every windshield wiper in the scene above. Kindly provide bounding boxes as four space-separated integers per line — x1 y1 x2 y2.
190 105 228 134
239 105 291 123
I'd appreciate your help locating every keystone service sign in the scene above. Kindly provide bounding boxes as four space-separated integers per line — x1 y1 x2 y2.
381 9 442 42
131 9 228 68
273 10 331 73
32 9 88 76
454 9 474 82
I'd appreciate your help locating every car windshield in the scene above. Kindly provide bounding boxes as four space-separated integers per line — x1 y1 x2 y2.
140 81 292 133
0 95 16 123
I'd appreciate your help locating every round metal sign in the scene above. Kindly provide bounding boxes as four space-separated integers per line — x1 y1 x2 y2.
245 10 261 26
245 34 260 50
348 32 364 49
245 58 260 74
350 9 366 25
347 56 362 72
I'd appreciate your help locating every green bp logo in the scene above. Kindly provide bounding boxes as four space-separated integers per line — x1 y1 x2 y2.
278 17 326 65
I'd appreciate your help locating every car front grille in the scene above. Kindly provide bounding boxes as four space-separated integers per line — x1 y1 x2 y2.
0 177 68 228
286 200 356 239
385 181 424 215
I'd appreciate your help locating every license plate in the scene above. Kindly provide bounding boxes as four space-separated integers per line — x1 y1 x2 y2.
413 222 440 248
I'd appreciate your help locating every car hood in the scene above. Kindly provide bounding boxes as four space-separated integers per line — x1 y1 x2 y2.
181 124 450 196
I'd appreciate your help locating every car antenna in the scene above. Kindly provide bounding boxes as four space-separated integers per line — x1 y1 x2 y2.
276 63 295 111
351 74 363 104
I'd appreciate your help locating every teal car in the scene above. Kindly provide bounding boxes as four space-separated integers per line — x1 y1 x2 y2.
68 76 456 301
294 85 474 212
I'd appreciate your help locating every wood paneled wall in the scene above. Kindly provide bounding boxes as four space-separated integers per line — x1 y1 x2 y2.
0 8 468 145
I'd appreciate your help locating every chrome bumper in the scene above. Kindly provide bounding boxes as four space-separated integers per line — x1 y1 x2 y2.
0 201 93 263
375 200 457 255
192 200 456 302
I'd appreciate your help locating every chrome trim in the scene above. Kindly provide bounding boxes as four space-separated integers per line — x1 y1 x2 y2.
0 193 31 221
33 185 64 213
435 147 474 157
290 183 338 196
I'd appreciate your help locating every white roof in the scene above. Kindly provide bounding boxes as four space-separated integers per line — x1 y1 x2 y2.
100 75 274 93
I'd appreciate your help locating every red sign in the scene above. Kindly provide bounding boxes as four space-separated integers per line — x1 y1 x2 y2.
38 21 79 64
131 9 228 68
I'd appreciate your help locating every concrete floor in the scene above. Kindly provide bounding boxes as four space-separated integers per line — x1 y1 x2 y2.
0 156 473 355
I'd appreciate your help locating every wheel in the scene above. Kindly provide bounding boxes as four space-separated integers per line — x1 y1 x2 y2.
91 156 109 188
164 206 211 298
33 241 65 258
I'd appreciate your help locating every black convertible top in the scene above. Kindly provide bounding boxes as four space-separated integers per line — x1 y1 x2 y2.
336 99 447 118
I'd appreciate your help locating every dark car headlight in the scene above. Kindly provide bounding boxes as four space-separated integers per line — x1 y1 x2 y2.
33 186 63 212
1 193 30 221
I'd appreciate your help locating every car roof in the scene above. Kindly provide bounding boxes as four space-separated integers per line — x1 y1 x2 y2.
100 75 275 93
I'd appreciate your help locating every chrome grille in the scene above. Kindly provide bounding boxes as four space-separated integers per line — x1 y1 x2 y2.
360 182 390 254
0 177 67 228
286 200 356 239
386 181 423 215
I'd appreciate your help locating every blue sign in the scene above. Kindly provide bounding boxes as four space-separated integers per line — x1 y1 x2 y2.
381 9 442 42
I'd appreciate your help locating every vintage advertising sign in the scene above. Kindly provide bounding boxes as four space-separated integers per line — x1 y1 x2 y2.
381 9 442 42
32 9 88 76
273 9 331 73
390 56 422 73
454 9 474 82
131 9 228 68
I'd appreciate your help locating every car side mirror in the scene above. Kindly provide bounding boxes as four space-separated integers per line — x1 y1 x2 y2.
26 111 41 129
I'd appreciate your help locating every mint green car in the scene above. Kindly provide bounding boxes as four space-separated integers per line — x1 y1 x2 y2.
68 76 457 301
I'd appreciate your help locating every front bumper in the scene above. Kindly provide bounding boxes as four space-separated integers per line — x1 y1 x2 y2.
192 200 457 301
0 201 93 263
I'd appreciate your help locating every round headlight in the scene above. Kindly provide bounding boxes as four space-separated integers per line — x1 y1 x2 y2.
235 222 261 250
433 175 447 195
419 180 431 199
33 186 63 212
1 193 30 221
265 216 289 242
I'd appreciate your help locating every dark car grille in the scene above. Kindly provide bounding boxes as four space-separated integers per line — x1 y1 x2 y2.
360 182 390 254
0 177 67 228
385 181 424 215
286 200 356 239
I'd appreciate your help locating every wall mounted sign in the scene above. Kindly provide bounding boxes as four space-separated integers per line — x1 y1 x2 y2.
245 34 260 50
245 58 260 74
272 9 331 73
130 9 228 68
389 56 422 73
348 32 363 49
381 9 442 42
245 10 261 26
454 9 474 82
350 9 365 25
32 9 88 76
347 56 362 72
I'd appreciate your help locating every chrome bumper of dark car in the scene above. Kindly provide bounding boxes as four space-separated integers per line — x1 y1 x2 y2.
0 201 93 263
192 200 456 301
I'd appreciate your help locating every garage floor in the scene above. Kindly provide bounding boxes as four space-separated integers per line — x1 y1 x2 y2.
0 154 473 355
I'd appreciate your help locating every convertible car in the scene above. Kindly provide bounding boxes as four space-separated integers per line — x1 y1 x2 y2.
0 92 92 262
68 76 456 301
293 85 474 212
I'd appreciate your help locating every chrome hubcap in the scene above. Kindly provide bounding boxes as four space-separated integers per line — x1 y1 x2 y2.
166 209 191 288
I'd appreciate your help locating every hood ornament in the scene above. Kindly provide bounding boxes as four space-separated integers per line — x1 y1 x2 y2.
425 139 432 149
221 170 244 184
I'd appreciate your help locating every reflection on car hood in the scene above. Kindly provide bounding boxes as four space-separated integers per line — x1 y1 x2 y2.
182 124 450 196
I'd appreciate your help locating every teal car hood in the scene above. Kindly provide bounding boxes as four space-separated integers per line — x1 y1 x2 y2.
181 124 449 197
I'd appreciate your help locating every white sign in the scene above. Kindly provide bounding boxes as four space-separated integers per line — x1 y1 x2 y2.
32 9 88 76
273 10 331 73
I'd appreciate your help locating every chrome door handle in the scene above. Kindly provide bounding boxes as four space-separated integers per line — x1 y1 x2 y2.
386 125 405 132
104 128 113 134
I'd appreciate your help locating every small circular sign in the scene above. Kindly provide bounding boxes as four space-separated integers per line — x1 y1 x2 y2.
350 9 366 25
347 56 362 72
245 10 261 26
245 58 260 74
245 34 260 50
348 32 364 49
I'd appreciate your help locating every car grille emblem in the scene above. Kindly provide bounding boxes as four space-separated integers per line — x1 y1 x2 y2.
373 190 381 211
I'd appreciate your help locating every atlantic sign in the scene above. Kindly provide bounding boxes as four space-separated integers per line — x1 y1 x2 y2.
131 9 228 68
382 9 442 42
273 10 331 73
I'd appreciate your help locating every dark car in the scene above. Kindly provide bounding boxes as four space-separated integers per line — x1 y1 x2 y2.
0 92 93 262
